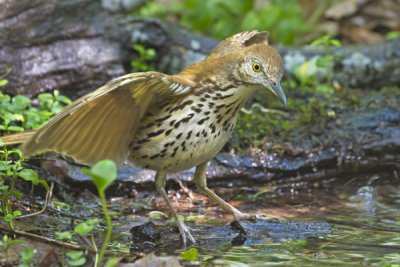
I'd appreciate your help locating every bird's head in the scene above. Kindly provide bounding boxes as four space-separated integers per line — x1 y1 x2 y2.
178 31 287 106
233 44 287 106
203 30 287 106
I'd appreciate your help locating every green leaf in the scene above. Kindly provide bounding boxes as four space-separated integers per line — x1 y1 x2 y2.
37 93 55 111
0 79 8 87
66 251 85 260
18 169 39 185
4 213 13 222
38 179 50 191
3 211 19 222
0 161 12 171
180 247 198 261
74 220 96 235
293 59 318 86
50 102 64 113
7 125 25 132
386 31 400 40
67 251 86 266
52 200 71 213
57 95 72 105
20 246 35 261
8 148 22 158
83 160 117 192
316 55 334 68
55 231 73 241
330 39 342 47
37 93 53 103
3 112 23 122
12 95 31 111
105 258 120 267
132 44 145 54
148 210 168 220
9 190 23 199
185 214 205 222
144 48 156 60
68 257 86 267
13 210 22 217
310 35 341 48
6 238 26 246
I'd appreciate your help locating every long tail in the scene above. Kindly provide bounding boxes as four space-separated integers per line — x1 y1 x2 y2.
1 131 35 146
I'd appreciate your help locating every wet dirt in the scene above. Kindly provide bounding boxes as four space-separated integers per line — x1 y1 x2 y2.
1 169 399 266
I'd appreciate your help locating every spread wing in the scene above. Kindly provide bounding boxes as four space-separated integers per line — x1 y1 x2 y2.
22 72 194 165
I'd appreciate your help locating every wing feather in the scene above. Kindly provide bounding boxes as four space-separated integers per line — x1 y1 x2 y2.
22 72 194 165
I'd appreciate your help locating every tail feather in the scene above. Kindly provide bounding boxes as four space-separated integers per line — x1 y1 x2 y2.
1 131 35 146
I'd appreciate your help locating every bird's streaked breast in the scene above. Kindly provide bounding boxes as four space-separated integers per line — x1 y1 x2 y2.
129 84 257 172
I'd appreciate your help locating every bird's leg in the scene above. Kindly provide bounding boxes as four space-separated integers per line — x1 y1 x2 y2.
194 162 275 221
155 171 195 246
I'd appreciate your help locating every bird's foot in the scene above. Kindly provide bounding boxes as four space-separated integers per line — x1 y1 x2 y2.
252 214 282 221
233 210 282 222
176 219 196 246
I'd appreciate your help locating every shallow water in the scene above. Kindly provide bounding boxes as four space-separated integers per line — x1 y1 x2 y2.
125 174 397 266
120 172 399 266
6 172 400 266
182 174 400 266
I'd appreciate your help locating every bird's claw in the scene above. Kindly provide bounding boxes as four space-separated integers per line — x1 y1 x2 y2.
253 214 282 221
176 220 196 246
233 211 282 222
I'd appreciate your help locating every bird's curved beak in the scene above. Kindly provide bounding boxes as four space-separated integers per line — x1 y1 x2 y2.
269 82 287 107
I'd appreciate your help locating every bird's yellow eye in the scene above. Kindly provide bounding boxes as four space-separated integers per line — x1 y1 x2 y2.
252 63 261 72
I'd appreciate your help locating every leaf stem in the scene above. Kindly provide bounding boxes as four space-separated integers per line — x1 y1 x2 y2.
97 190 112 266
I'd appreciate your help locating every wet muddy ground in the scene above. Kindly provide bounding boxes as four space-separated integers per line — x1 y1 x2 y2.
1 168 399 266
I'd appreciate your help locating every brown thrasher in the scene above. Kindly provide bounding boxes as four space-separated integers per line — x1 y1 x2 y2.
2 31 286 245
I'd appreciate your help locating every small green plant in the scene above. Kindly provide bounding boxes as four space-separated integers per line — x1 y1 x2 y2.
66 251 86 266
148 210 168 220
0 90 71 134
0 234 25 262
105 258 120 267
51 200 72 214
74 218 100 260
83 160 118 267
136 0 312 45
0 79 8 87
54 205 107 265
293 35 342 94
55 230 84 266
131 44 156 72
74 218 99 236
55 231 73 241
18 246 36 267
0 90 69 230
310 34 342 48
1 90 120 266
385 31 400 39
0 142 50 229
180 247 198 262
37 90 72 114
